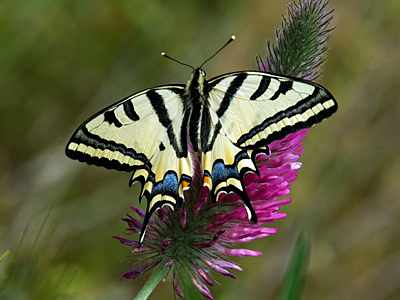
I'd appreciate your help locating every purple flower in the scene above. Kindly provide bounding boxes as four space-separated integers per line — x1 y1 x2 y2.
113 129 308 299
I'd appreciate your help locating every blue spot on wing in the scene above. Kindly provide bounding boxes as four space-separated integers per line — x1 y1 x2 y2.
209 152 258 224
211 159 241 196
163 172 179 193
151 171 179 197
212 161 226 182
212 161 239 183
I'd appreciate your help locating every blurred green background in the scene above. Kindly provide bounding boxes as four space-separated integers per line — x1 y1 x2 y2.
1 0 399 299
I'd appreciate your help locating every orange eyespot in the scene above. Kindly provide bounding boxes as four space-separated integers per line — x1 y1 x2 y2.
181 180 190 189
203 175 212 187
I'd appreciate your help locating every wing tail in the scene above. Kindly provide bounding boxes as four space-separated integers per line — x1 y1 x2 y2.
202 134 263 223
131 150 192 243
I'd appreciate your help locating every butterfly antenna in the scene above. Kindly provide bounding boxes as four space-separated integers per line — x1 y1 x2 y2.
200 35 235 68
161 52 195 70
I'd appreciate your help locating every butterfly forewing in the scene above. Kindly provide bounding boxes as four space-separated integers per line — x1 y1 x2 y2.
207 71 337 150
66 85 193 238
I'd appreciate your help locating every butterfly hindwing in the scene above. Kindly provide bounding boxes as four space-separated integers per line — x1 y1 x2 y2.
66 85 192 238
202 131 259 222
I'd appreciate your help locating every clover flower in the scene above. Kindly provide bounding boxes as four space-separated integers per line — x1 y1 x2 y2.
114 129 308 299
260 0 334 80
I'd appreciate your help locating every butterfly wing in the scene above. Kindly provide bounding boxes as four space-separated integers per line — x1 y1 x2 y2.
201 71 337 221
66 85 192 240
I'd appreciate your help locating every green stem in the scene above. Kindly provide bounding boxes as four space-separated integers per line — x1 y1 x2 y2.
134 264 169 300
278 232 311 300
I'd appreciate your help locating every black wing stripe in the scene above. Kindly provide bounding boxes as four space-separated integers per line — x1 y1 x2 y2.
236 87 337 147
202 120 222 153
250 76 271 100
200 105 212 150
147 89 172 128
269 80 293 100
180 110 190 155
169 87 186 96
104 111 122 128
146 89 184 157
123 101 140 121
216 73 247 118
66 127 149 171
189 98 202 152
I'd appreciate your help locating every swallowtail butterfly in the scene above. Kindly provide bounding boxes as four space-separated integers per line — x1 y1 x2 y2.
66 36 337 241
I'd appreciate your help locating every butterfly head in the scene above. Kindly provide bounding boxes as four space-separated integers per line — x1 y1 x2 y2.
185 68 208 104
192 68 207 87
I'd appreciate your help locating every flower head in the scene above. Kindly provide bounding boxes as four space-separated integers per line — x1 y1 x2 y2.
114 129 308 299
261 0 334 80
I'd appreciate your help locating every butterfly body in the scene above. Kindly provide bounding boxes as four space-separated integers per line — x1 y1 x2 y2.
66 67 337 241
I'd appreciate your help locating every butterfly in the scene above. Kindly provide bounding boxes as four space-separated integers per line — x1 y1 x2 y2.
66 37 337 242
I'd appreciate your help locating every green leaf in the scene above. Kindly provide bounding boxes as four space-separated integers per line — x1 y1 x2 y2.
0 249 11 263
278 232 311 300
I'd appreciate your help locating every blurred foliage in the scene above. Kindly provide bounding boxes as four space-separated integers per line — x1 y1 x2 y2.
1 0 400 299
278 232 310 300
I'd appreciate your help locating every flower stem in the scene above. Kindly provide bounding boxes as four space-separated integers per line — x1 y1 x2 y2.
133 264 169 300
278 232 310 300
